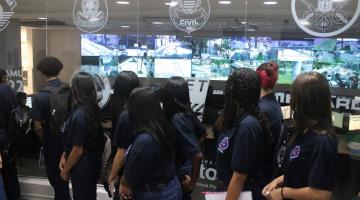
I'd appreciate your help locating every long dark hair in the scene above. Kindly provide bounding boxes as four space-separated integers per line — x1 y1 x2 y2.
216 68 272 143
113 71 140 119
128 87 176 157
162 76 193 119
71 72 104 152
291 72 334 136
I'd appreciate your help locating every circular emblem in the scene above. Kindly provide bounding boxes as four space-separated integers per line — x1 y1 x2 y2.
170 0 211 34
71 70 112 109
73 0 108 33
0 0 17 32
291 0 360 37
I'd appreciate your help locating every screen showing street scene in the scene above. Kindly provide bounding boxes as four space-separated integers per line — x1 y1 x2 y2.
81 34 360 89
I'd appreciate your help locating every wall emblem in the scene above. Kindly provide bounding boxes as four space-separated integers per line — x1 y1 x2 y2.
71 70 111 109
170 0 210 34
291 0 360 37
0 0 17 32
73 0 108 33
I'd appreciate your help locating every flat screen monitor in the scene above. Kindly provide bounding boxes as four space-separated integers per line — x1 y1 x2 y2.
154 59 192 78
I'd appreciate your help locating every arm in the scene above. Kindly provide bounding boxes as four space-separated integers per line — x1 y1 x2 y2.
33 120 44 143
60 146 83 181
269 186 331 200
226 171 247 200
108 148 126 196
262 175 284 196
188 152 203 190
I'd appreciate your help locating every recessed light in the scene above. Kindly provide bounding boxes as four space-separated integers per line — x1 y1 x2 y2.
116 1 130 5
37 17 47 20
152 22 163 25
121 25 130 28
264 1 278 5
219 1 232 4
241 21 247 24
165 2 178 6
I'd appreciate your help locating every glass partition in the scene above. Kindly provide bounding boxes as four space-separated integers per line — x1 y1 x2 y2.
0 0 359 199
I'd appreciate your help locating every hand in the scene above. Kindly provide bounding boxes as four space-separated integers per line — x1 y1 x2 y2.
262 179 279 197
59 156 66 171
268 188 283 200
120 184 133 200
181 175 194 192
108 175 116 198
60 170 69 181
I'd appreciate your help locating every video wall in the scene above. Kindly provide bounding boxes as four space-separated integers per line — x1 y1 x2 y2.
81 34 360 89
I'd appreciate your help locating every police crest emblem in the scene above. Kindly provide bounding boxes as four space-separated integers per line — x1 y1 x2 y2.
291 0 360 37
170 0 210 34
0 0 17 32
73 0 108 33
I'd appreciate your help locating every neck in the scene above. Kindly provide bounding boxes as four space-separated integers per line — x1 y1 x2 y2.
260 89 273 98
46 76 58 82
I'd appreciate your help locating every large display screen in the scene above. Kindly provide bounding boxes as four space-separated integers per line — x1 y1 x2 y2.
81 34 360 89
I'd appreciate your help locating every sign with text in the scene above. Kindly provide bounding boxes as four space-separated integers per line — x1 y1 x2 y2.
187 78 210 113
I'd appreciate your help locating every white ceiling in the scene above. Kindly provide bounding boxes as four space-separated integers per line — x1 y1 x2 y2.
12 0 360 37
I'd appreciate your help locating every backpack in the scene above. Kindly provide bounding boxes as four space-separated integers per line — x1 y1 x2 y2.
12 107 31 131
41 83 72 137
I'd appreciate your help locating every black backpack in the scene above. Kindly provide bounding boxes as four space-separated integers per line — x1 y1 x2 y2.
42 83 72 137
12 107 31 130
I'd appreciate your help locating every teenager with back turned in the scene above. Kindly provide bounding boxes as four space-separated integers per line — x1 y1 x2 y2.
120 87 182 200
108 71 139 199
162 76 205 200
215 68 272 200
256 61 283 178
31 57 71 199
262 72 337 200
59 72 105 199
0 69 20 200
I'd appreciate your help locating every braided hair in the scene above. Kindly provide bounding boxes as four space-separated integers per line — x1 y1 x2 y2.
216 68 272 144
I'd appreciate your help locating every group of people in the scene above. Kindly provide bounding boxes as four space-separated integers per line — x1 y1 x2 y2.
0 56 340 200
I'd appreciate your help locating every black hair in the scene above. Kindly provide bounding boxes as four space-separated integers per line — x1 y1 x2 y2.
216 68 272 143
113 71 140 120
0 69 7 83
291 72 334 136
71 72 104 152
16 92 27 106
36 57 63 77
128 87 176 157
162 76 192 119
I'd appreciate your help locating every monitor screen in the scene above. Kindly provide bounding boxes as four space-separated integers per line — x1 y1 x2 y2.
154 59 192 78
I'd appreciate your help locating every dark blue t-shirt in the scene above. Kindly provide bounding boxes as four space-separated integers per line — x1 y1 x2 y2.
283 130 337 192
0 83 16 127
31 79 62 138
124 132 175 190
172 113 203 176
216 114 266 191
113 110 133 149
259 93 283 142
62 107 89 156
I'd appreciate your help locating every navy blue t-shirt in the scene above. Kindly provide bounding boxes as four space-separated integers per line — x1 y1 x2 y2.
113 110 133 149
283 130 337 192
172 113 203 176
0 83 16 127
62 107 90 156
31 79 62 138
124 132 175 190
259 93 283 142
216 114 266 191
